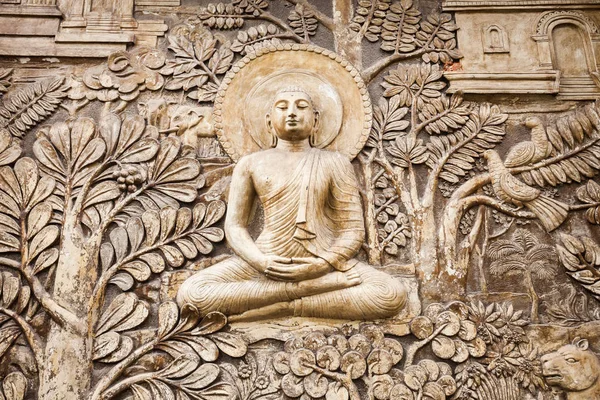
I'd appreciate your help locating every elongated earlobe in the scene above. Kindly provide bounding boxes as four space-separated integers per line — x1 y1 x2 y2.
309 110 320 147
265 113 277 148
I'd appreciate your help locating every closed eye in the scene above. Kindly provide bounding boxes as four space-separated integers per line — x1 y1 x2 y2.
566 358 578 363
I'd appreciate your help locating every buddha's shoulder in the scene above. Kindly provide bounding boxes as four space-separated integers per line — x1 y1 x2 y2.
235 149 280 171
317 149 352 166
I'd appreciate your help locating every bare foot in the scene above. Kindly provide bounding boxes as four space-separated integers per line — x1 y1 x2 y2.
229 302 293 323
291 270 362 298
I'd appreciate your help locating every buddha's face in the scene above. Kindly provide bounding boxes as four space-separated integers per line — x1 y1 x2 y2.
267 91 318 142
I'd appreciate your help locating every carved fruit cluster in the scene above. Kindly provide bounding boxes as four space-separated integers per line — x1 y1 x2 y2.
112 165 146 192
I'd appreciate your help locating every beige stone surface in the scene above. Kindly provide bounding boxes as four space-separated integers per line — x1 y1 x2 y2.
0 0 599 399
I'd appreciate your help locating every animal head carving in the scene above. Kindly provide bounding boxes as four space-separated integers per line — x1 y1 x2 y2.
524 116 543 128
541 338 600 392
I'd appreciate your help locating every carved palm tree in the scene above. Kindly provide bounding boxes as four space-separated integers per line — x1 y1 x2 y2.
487 229 557 323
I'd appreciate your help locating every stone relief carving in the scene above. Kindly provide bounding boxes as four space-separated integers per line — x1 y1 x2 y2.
482 25 509 54
0 0 599 399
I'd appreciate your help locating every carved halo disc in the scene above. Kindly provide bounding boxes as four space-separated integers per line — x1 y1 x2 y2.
214 44 373 161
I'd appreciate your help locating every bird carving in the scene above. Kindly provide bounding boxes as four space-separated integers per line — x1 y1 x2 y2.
483 149 568 232
504 117 552 168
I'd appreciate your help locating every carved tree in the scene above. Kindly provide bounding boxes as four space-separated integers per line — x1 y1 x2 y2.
0 111 234 398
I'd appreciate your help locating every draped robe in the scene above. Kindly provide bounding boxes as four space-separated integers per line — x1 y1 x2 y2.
177 148 406 320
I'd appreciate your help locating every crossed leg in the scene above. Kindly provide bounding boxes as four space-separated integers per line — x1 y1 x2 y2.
228 270 362 322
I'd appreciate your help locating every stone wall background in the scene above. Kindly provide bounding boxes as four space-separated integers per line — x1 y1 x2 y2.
0 0 600 399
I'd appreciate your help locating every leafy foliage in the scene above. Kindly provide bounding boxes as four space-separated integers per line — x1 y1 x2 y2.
557 233 600 301
409 302 486 364
0 77 67 138
428 103 506 183
350 0 391 42
488 229 557 280
518 102 600 188
380 0 421 52
382 63 446 108
288 4 318 40
0 271 31 361
70 48 165 104
0 157 57 268
576 179 600 224
0 128 20 167
273 325 457 400
114 305 244 400
93 293 148 363
452 302 544 399
100 201 226 286
160 24 233 102
0 69 12 95
230 24 283 55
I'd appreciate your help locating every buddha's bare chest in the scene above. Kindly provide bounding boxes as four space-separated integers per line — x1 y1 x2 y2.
249 152 319 197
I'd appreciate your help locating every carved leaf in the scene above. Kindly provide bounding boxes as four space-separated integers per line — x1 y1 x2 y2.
198 3 245 29
427 103 506 183
27 225 59 262
416 13 462 64
210 332 247 357
288 4 318 39
158 301 180 340
380 0 422 52
2 372 26 400
557 233 600 301
518 103 600 188
98 335 134 363
350 0 390 43
93 332 121 360
0 129 20 166
0 77 68 138
177 363 220 389
96 293 148 336
144 137 201 206
101 202 224 285
159 354 200 379
576 180 600 224
231 24 282 55
0 69 12 95
0 324 21 361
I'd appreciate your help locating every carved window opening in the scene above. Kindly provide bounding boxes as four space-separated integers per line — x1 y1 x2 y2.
533 10 600 99
483 25 509 53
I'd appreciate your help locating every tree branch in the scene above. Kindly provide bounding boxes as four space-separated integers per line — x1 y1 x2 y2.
362 48 427 84
99 372 155 400
458 195 536 219
91 337 159 400
21 267 86 336
0 306 44 368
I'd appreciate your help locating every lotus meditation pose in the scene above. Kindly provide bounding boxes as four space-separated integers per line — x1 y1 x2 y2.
177 88 407 322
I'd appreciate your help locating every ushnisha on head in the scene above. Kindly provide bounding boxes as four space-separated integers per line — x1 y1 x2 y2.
266 86 320 145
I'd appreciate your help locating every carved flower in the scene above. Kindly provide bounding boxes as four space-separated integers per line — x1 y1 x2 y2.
254 374 269 389
238 362 252 379
73 47 165 103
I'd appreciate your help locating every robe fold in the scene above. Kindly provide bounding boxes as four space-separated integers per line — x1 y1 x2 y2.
177 148 407 320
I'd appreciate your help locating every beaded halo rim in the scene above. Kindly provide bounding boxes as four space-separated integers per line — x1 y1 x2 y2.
213 43 373 161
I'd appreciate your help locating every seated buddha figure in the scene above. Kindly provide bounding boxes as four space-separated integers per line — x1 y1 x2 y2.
177 87 407 322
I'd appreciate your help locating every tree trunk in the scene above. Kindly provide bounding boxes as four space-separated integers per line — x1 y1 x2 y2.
524 270 539 323
38 220 97 399
332 0 362 69
436 195 471 298
39 326 93 400
411 204 449 301
360 157 382 265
